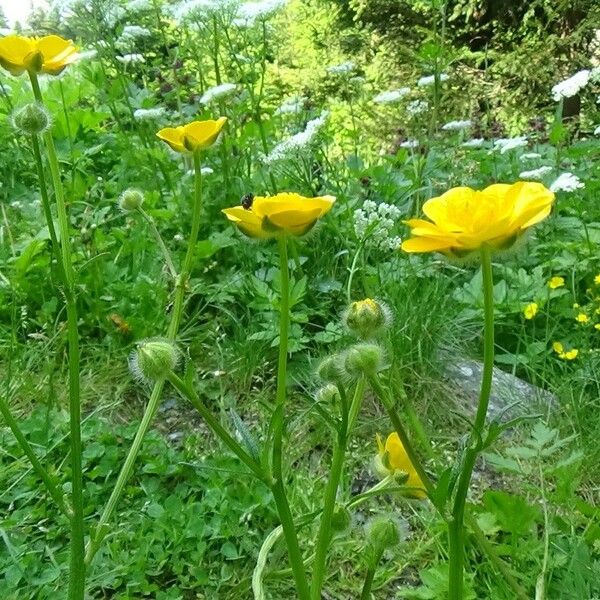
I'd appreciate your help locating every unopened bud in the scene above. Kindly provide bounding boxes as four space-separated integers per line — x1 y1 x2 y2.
317 355 343 383
344 298 389 339
344 343 384 377
12 102 50 135
119 188 144 211
315 383 340 405
365 516 403 566
129 338 179 382
330 505 351 535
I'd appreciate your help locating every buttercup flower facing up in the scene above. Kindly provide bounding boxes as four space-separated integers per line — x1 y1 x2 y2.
375 433 426 499
222 192 335 238
157 117 227 152
401 182 554 257
0 35 79 76
548 276 565 289
523 302 538 320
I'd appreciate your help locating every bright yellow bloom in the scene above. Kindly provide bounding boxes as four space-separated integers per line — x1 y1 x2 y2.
552 341 578 360
576 313 589 323
375 433 426 499
595 323 600 331
222 192 335 239
156 117 227 152
548 276 565 289
594 274 600 285
523 303 538 320
401 182 554 256
0 35 79 76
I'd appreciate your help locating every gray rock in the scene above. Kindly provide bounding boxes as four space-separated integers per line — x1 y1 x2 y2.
444 359 557 421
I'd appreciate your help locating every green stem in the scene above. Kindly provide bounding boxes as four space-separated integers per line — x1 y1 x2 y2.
166 372 266 481
85 151 205 566
448 245 495 600
367 374 435 501
29 71 86 600
0 394 71 518
310 390 350 598
360 563 380 600
137 207 177 279
270 235 310 600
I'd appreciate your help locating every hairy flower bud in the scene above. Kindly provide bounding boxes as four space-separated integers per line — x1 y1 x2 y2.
344 343 384 377
12 102 50 135
315 383 340 405
129 338 179 383
119 188 144 212
344 298 389 339
317 354 344 383
364 516 403 567
330 505 351 535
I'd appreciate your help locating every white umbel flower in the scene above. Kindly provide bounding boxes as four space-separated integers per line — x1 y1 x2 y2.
442 119 472 131
551 70 590 101
462 138 485 148
550 172 584 193
494 136 527 154
274 96 306 115
199 83 237 104
417 73 448 86
521 152 541 161
235 0 287 24
406 100 428 115
264 112 329 163
518 166 552 180
373 88 410 104
116 53 145 64
354 200 402 250
400 140 418 149
133 107 167 120
326 61 355 75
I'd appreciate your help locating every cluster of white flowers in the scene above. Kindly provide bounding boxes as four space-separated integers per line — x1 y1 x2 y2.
518 166 552 180
235 0 287 25
406 99 428 115
116 25 152 49
354 200 402 250
373 88 410 104
442 119 472 131
199 83 237 104
133 107 167 120
263 112 329 163
274 96 306 115
417 73 449 87
125 0 154 11
116 53 145 64
551 69 590 101
493 136 527 154
461 138 485 148
172 0 239 22
400 140 419 149
550 172 584 193
326 61 355 75
521 152 541 161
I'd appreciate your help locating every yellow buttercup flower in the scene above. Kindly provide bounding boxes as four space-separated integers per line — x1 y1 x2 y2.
375 433 426 499
594 324 600 331
552 341 578 360
595 274 600 285
401 182 554 256
222 192 335 239
576 313 589 324
552 341 564 354
0 35 79 76
523 302 538 320
548 276 565 289
156 117 227 152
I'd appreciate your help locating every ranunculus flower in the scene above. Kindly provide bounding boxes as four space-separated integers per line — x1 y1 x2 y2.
401 182 554 257
156 117 227 152
375 433 426 499
0 35 79 76
222 192 335 238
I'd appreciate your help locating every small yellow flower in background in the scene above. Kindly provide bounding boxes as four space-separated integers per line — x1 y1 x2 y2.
401 182 554 256
375 433 426 499
523 302 538 320
576 313 589 323
548 276 565 289
222 192 335 239
594 274 600 285
0 35 79 76
156 117 227 152
595 324 600 331
552 341 579 360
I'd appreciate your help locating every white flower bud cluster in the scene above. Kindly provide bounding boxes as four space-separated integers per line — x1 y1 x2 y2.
550 172 584 193
263 112 329 163
353 200 402 250
199 83 237 105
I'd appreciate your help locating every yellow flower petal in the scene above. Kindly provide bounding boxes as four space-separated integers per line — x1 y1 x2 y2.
36 35 79 74
401 236 454 253
221 206 272 239
0 35 34 74
156 126 186 152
